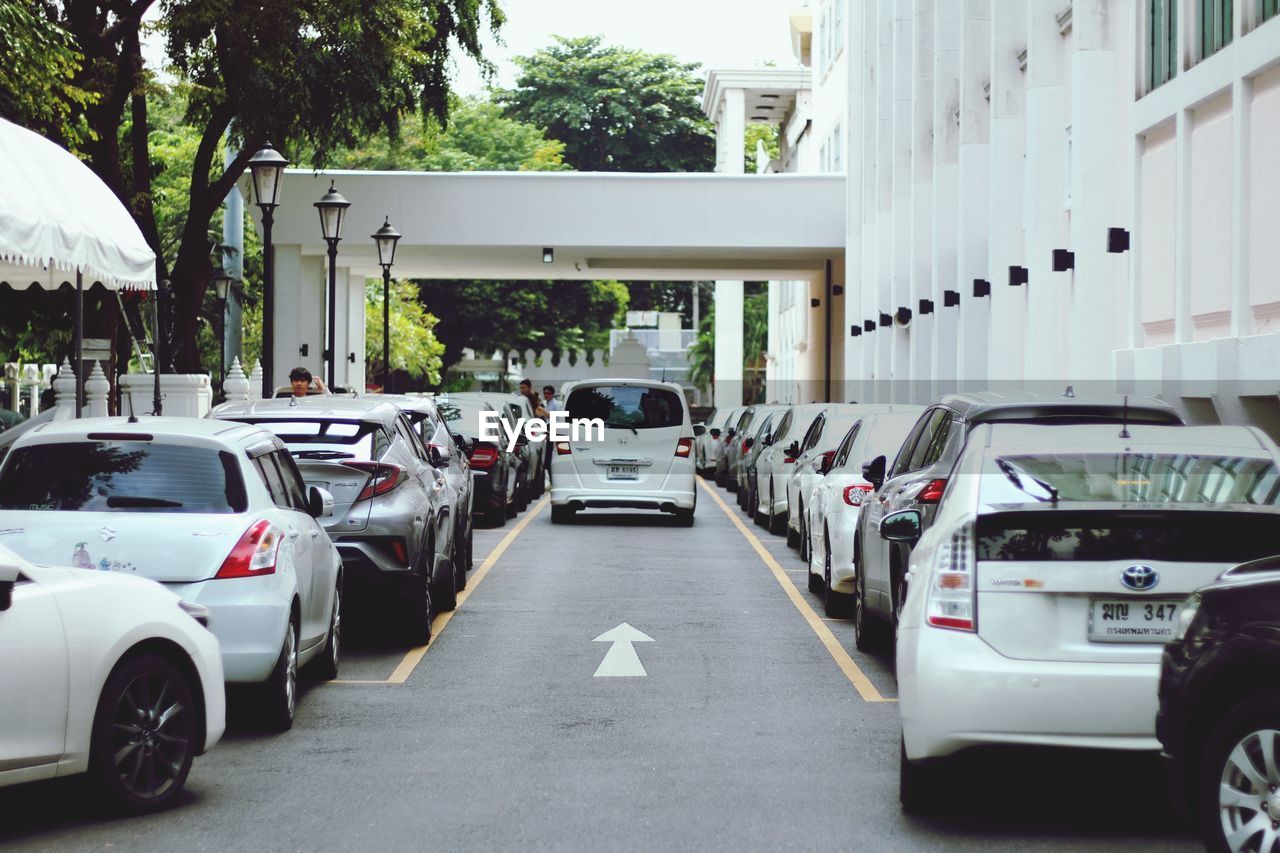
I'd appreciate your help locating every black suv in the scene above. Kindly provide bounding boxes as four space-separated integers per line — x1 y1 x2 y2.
1158 553 1280 852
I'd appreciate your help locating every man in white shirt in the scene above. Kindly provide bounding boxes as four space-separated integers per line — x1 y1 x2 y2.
542 385 563 413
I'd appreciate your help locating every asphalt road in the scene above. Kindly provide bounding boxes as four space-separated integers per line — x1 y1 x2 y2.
0 478 1199 851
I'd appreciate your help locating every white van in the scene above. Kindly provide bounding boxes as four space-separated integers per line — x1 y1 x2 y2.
549 379 697 525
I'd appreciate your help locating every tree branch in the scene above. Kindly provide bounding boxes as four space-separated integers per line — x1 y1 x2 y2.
99 0 155 46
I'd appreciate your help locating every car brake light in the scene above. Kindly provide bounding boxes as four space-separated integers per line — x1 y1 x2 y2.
926 522 975 632
342 461 405 500
918 478 948 503
555 442 572 455
676 437 694 457
741 439 749 454
469 444 500 469
391 539 407 564
842 484 874 506
215 519 281 579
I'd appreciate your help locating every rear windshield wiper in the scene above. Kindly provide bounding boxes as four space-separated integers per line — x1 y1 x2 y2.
292 450 354 460
994 458 1060 505
106 496 184 508
605 420 639 435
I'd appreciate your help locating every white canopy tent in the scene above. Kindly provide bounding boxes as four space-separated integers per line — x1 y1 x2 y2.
0 117 156 415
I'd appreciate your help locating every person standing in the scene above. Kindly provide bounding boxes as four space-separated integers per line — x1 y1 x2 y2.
518 378 548 419
542 385 563 414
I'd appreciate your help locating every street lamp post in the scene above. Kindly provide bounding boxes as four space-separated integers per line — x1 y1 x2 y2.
371 217 401 393
211 263 234 392
314 180 351 390
246 143 288 398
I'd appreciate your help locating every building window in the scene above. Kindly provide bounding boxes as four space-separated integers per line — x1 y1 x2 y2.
832 123 843 172
1200 0 1233 57
834 0 845 57
816 8 826 71
1263 0 1280 23
1149 0 1177 91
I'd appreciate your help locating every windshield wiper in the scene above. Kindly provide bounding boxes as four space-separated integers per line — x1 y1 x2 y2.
994 458 1060 505
107 496 183 508
606 420 638 435
292 450 354 460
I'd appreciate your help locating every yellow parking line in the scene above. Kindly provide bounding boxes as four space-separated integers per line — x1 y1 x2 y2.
697 479 894 703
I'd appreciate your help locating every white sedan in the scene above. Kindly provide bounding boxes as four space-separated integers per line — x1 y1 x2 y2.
894 423 1280 812
0 544 224 813
0 417 343 732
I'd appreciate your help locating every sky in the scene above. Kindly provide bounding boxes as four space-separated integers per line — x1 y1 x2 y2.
450 0 801 96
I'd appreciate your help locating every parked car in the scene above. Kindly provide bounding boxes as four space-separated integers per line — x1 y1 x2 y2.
550 379 697 525
714 407 746 487
855 392 1185 645
376 394 475 579
214 397 455 645
803 407 923 618
722 405 767 494
753 404 827 535
786 403 876 555
449 392 533 513
694 407 731 478
894 422 1280 813
507 392 547 498
0 543 225 813
731 405 786 506
0 416 342 730
738 409 783 512
1157 552 1280 852
436 396 520 526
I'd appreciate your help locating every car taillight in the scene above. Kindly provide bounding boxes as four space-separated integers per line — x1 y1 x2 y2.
555 442 572 455
741 439 749 454
215 519 281 579
842 484 874 506
468 444 500 469
926 522 975 632
819 449 836 470
918 478 948 503
342 461 405 500
676 437 694 457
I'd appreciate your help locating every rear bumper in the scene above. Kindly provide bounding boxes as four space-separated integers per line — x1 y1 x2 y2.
550 486 695 512
469 472 502 511
899 625 1163 761
168 576 293 684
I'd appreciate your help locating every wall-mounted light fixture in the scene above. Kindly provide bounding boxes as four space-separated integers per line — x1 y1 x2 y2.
810 298 821 308
542 248 554 263
878 312 891 327
850 325 862 337
1009 265 1029 287
1052 249 1075 272
895 307 912 326
944 290 960 307
919 299 934 315
973 279 991 298
864 320 876 333
1107 227 1131 253
832 285 843 295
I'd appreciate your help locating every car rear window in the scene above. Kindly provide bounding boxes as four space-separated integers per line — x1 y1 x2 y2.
234 419 384 462
566 385 684 430
436 402 494 436
0 441 246 513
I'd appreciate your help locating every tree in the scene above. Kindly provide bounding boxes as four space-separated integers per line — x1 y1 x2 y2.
684 283 768 401
0 1 96 148
499 36 715 173
327 97 568 172
366 278 446 388
2 0 503 373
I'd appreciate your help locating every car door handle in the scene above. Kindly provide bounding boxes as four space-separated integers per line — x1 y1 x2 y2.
288 530 300 540
310 530 320 538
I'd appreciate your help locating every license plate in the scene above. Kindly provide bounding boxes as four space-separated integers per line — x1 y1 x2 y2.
1088 598 1182 643
607 465 639 480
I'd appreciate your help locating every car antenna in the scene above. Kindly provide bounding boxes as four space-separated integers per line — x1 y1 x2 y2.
126 391 138 424
1063 384 1075 398
1118 394 1130 439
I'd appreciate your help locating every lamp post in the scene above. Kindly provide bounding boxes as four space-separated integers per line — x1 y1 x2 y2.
211 263 235 391
371 217 401 392
314 180 350 390
246 142 288 398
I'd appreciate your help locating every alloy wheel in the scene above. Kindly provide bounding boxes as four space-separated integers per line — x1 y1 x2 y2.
283 622 298 719
110 669 191 800
1219 729 1280 852
329 586 342 672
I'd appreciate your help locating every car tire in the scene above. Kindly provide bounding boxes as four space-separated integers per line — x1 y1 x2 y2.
453 533 467 592
551 504 575 524
1198 693 1280 853
404 565 433 645
797 507 808 559
899 737 942 815
258 617 298 732
767 487 787 536
853 541 885 651
824 550 853 619
430 550 457 613
715 466 726 488
674 506 694 527
89 652 198 814
308 579 342 681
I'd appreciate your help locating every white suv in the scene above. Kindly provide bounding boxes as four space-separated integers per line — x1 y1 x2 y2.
549 379 697 525
893 423 1280 812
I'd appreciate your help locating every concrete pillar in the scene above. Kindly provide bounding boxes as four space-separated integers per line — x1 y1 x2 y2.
224 357 250 404
890 0 913 401
272 246 325 390
714 280 744 407
911 0 936 402
844 0 869 401
956 0 992 386
343 269 366 392
932 0 961 395
85 362 110 418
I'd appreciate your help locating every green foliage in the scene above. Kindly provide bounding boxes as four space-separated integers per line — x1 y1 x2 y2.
327 97 568 172
745 123 780 171
366 278 446 386
687 305 714 394
0 1 97 147
499 35 715 172
684 283 768 396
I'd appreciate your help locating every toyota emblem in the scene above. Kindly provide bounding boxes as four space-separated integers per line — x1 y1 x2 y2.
1120 565 1159 591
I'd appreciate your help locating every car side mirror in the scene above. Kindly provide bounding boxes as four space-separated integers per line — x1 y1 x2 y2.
693 423 706 437
819 452 835 475
879 509 922 543
744 437 755 450
428 443 451 468
0 554 16 612
308 486 335 519
709 428 721 439
451 433 471 454
785 441 800 459
862 455 887 490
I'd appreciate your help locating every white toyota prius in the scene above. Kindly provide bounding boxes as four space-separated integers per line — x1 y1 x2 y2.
548 379 697 525
893 423 1280 812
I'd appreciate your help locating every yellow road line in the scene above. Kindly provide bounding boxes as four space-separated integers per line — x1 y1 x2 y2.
697 479 894 704
330 496 549 686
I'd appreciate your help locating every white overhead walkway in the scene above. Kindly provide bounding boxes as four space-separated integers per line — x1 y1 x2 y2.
247 169 844 402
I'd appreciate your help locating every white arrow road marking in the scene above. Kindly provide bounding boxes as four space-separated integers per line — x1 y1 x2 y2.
592 622 654 677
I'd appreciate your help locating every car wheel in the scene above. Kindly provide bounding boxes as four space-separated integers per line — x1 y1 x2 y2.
551 504 575 524
674 506 694 527
308 580 342 681
768 486 786 536
453 533 467 593
1198 693 1280 853
899 737 942 814
258 617 298 732
715 465 726 487
430 548 458 613
823 534 853 618
404 564 433 645
89 653 198 813
797 506 808 559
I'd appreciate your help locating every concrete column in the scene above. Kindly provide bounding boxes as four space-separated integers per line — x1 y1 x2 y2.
890 0 913 401
272 246 326 389
334 267 366 392
1174 108 1192 344
911 0 936 402
1230 76 1252 337
875 0 895 400
987 0 1027 382
932 0 961 393
844 0 869 401
956 0 992 385
713 280 744 406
